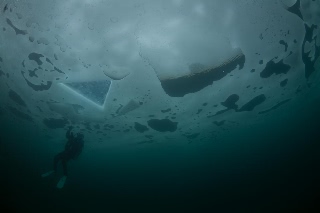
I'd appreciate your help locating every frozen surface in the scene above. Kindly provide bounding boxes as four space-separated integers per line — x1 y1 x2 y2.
62 80 112 107
0 0 320 146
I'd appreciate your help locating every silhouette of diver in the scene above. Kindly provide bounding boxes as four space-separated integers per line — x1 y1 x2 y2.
41 126 84 189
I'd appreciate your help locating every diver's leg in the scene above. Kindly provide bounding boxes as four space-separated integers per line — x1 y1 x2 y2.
62 158 68 176
41 153 62 178
57 155 68 189
53 152 63 173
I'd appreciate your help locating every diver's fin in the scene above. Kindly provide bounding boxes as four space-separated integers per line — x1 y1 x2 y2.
56 176 67 189
41 170 54 178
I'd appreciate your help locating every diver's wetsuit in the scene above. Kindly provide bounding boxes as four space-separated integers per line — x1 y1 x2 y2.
54 128 83 176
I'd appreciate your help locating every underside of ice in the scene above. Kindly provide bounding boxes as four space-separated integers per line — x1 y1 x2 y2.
0 0 320 145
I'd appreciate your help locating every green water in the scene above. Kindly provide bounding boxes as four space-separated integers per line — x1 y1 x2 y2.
1 95 318 213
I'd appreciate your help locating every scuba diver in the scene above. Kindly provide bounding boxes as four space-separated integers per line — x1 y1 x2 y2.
41 126 84 189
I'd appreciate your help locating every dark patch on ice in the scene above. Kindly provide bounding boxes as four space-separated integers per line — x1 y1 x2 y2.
22 71 52 91
207 108 230 118
207 94 240 117
0 56 2 62
28 53 44 65
21 60 25 68
302 24 320 79
237 94 266 112
184 133 200 139
147 119 178 132
134 122 149 133
117 100 140 115
214 120 225 126
258 99 291 114
285 0 303 20
9 107 33 122
259 60 263 65
259 33 263 40
3 4 8 13
160 53 245 97
279 40 288 52
46 58 53 65
161 108 171 113
0 70 4 77
116 105 123 114
6 18 28 35
196 109 202 114
29 36 34 42
28 68 39 78
9 90 27 107
53 66 65 74
260 60 291 78
43 118 68 129
280 79 288 87
221 94 239 110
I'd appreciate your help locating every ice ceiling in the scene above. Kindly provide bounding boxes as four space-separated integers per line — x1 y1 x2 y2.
0 0 320 145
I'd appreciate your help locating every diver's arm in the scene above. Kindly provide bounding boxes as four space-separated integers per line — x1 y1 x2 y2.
66 126 74 139
65 141 71 150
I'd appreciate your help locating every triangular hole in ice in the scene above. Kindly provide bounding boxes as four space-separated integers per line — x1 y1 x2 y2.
63 80 111 107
